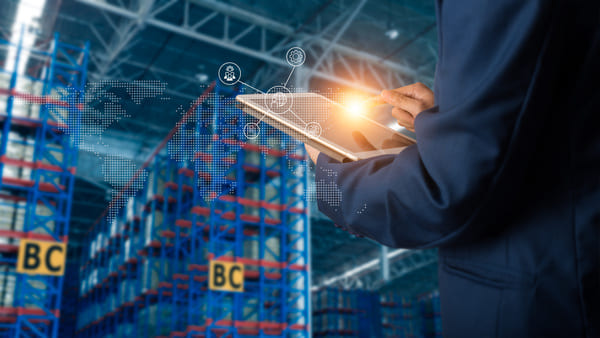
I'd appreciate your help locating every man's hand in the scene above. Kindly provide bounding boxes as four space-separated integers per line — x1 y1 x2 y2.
381 82 434 132
305 144 320 164
304 82 433 163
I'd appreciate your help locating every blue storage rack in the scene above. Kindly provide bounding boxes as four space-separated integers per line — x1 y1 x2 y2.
76 83 310 337
357 291 382 337
380 291 443 338
418 291 442 338
59 260 82 337
312 288 381 337
0 27 89 337
312 288 443 338
380 293 421 338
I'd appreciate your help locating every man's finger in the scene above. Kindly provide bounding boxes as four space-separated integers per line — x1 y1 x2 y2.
362 96 386 108
391 107 415 131
381 90 423 116
389 82 432 101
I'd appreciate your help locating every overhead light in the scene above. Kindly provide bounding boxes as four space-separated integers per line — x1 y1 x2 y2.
195 64 209 83
385 28 399 40
5 0 47 86
195 73 209 83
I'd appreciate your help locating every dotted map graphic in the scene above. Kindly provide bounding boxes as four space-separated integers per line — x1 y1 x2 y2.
64 80 169 220
62 47 355 221
167 93 241 201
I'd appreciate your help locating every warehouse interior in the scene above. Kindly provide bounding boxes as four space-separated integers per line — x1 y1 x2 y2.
0 0 441 337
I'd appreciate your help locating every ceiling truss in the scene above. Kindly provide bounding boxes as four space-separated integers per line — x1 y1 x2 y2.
313 248 438 291
77 0 429 94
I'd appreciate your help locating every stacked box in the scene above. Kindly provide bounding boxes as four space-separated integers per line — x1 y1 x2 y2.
1 131 34 180
0 267 16 307
0 201 25 232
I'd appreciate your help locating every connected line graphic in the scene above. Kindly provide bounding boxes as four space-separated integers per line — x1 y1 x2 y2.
218 47 322 140
67 48 341 220
218 47 342 208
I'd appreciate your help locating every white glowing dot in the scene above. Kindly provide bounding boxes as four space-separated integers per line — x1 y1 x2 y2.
346 99 365 116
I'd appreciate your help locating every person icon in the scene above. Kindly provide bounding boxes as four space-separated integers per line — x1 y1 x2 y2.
224 65 236 82
218 62 241 85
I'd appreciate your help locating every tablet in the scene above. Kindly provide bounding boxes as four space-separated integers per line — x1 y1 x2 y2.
236 92 415 162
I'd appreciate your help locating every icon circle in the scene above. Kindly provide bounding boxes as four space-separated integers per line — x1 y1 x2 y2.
286 47 306 67
266 85 293 114
218 62 241 85
243 122 260 139
305 122 322 138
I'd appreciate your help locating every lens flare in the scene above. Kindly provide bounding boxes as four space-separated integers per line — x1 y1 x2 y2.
346 98 365 116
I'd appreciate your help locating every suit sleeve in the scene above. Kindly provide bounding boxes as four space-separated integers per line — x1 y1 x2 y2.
315 0 556 248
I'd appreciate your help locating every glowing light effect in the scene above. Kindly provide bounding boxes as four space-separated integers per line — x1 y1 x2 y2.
385 29 399 40
345 98 366 116
5 0 46 88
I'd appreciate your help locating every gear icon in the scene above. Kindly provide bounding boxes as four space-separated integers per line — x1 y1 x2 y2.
290 50 303 64
286 47 306 67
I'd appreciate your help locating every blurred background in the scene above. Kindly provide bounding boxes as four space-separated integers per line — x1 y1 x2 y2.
0 0 440 337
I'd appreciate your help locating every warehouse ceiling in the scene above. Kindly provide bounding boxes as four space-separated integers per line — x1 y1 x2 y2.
1 0 438 289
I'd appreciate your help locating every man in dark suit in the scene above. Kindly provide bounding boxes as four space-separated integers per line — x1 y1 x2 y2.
307 0 599 336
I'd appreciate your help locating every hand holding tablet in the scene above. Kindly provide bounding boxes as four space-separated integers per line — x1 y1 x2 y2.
236 92 416 162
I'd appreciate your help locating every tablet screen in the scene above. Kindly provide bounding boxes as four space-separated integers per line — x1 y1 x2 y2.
239 93 414 154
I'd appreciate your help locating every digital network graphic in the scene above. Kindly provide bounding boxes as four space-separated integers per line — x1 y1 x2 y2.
218 46 342 208
217 46 322 141
65 47 345 220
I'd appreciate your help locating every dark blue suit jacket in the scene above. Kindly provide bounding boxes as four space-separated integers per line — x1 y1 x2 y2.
315 1 599 336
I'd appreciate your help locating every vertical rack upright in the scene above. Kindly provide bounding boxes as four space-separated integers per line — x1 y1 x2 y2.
0 29 88 337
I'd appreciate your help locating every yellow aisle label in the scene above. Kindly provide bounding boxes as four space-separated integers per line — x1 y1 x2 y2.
209 260 244 292
16 239 67 276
